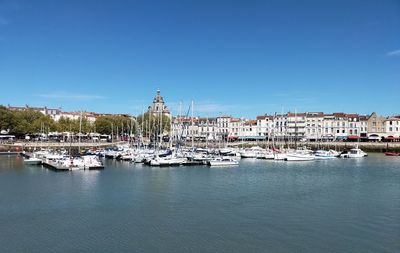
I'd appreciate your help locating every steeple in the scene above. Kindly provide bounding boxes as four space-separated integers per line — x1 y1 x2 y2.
148 89 170 118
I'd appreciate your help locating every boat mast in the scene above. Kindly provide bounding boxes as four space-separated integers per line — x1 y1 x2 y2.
294 108 297 149
160 107 162 149
191 100 194 149
79 111 82 154
111 123 114 144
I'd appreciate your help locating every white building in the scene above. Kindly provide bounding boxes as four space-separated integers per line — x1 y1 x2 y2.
256 116 274 138
383 117 400 140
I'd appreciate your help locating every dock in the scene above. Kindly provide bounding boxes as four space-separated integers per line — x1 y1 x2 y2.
0 151 20 156
182 160 206 166
42 161 70 171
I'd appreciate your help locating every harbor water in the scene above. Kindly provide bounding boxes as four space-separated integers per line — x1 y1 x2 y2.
0 154 399 252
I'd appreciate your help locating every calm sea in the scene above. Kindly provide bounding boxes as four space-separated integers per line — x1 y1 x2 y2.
0 154 399 253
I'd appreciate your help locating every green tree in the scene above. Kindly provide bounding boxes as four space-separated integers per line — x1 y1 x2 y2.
0 106 14 133
94 115 136 135
136 112 170 138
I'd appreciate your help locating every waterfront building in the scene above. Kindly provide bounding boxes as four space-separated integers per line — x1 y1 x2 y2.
359 115 369 139
305 112 324 141
330 113 349 140
383 116 400 141
256 115 274 138
238 120 259 140
198 117 217 141
216 116 232 140
273 113 288 140
227 118 242 140
367 112 386 141
286 112 307 140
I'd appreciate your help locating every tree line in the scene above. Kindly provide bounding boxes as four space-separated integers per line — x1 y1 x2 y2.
0 106 170 138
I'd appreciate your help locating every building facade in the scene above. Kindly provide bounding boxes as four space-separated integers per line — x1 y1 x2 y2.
148 90 171 118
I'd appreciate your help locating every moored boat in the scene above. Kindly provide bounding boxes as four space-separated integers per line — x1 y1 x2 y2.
314 150 339 160
340 148 367 158
208 157 239 166
24 157 42 165
385 152 400 156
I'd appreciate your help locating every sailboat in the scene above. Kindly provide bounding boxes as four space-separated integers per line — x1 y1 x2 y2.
285 110 315 161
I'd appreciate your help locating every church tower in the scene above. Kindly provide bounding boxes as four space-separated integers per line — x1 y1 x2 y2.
148 89 171 118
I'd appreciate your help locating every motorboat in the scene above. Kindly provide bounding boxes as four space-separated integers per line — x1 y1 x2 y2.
239 146 264 158
340 148 368 158
24 156 42 165
149 156 187 166
314 150 339 160
208 157 239 166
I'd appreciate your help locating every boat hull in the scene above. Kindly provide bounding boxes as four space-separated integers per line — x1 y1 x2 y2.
24 159 42 165
209 161 239 166
385 152 400 156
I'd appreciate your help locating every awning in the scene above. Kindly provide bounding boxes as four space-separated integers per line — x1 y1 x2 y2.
385 136 400 140
347 136 360 139
238 136 267 140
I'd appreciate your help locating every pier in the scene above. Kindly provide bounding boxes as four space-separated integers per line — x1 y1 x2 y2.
42 161 70 171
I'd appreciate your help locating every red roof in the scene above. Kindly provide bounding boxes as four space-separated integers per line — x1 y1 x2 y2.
333 112 346 117
287 112 306 117
307 112 324 117
346 114 359 118
245 120 257 125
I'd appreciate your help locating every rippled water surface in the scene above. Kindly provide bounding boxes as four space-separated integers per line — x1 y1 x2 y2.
0 154 399 253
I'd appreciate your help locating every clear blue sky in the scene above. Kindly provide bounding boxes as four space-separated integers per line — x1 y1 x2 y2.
0 0 399 118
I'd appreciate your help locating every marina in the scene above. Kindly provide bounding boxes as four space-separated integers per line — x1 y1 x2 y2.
0 153 399 252
0 1 399 252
